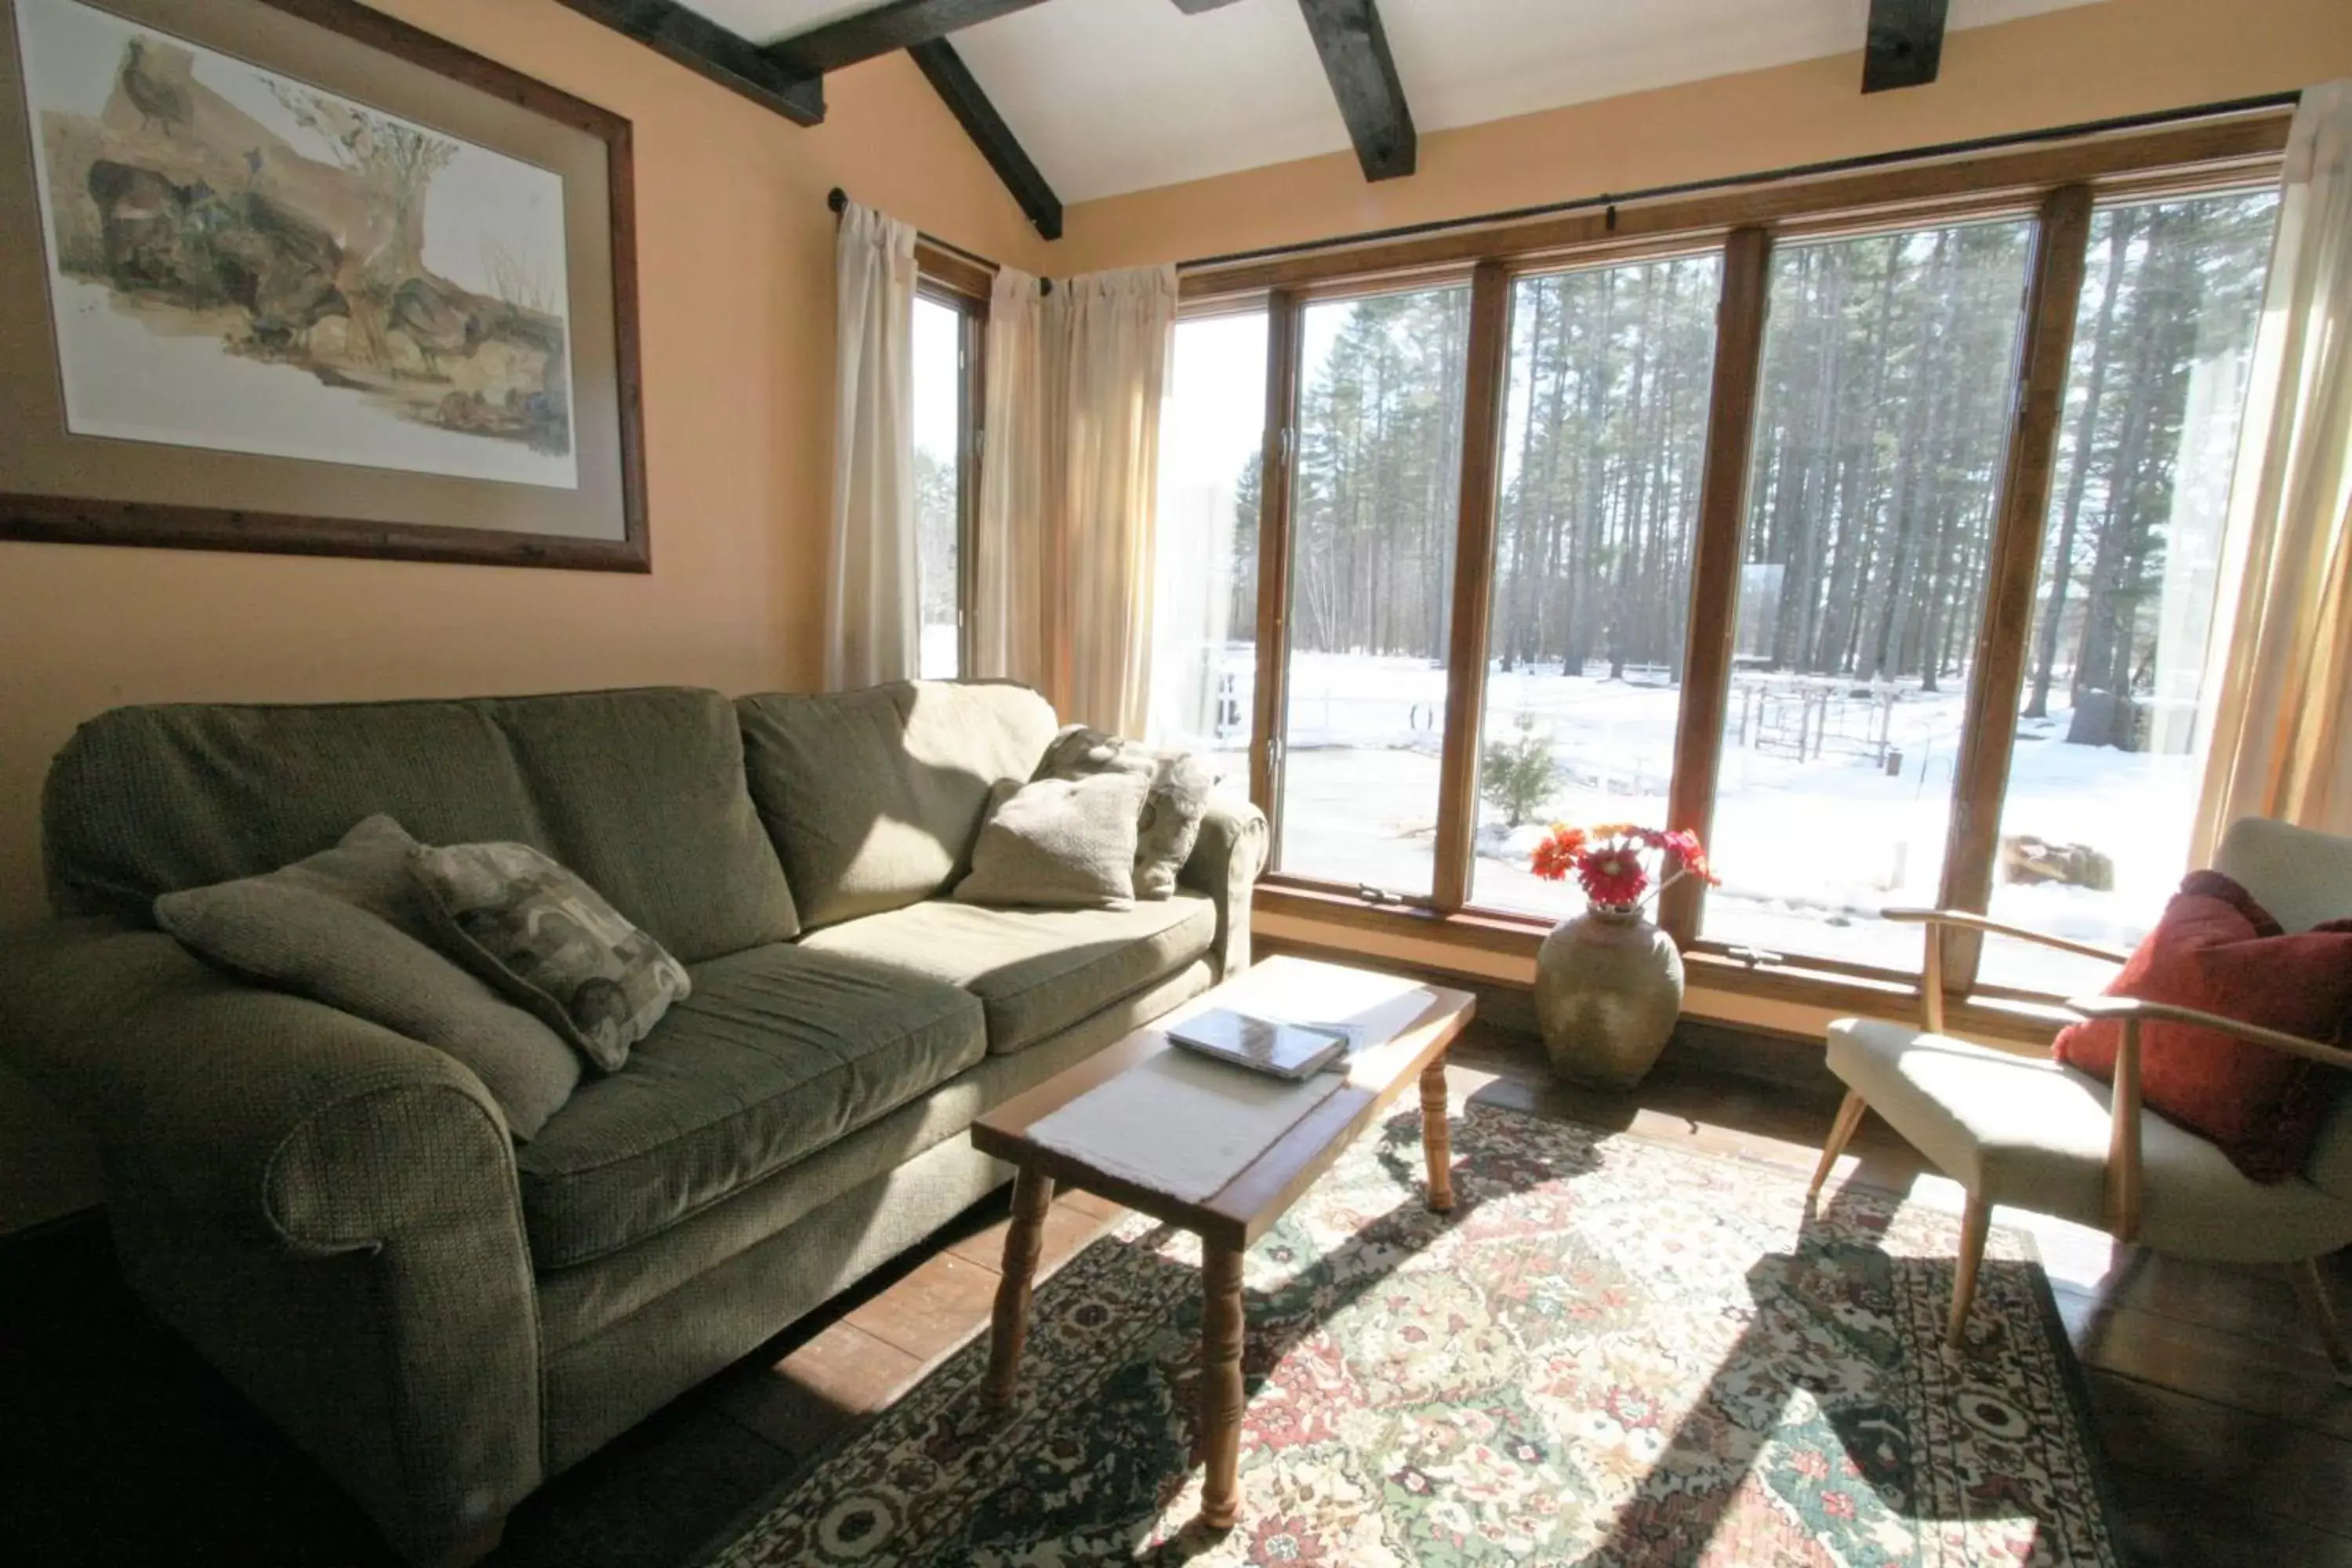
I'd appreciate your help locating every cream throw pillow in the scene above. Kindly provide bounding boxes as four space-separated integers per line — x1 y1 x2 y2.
953 773 1150 909
1031 724 1214 899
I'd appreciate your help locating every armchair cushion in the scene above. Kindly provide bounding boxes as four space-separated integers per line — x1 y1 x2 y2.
2054 871 2352 1183
1828 1018 2352 1263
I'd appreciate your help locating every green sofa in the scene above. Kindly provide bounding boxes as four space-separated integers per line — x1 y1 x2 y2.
1 680 1265 1565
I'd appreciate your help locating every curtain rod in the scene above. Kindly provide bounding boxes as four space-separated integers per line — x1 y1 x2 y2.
826 187 1053 294
1177 89 2304 274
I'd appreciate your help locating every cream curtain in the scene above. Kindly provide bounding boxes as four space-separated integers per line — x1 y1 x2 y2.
2192 83 2352 859
1056 266 1178 735
824 201 920 690
971 267 1062 695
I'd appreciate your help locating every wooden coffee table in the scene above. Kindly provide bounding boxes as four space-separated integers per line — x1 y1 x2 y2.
970 956 1475 1531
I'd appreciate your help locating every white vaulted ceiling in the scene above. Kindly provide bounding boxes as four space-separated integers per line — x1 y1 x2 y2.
678 0 2110 203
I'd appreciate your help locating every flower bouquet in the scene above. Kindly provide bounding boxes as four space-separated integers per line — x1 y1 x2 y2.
1529 822 1719 916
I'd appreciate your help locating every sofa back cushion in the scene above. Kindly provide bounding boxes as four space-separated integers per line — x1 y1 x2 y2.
736 681 1059 930
44 687 799 963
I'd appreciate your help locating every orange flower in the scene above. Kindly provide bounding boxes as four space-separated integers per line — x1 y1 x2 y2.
1530 823 1587 882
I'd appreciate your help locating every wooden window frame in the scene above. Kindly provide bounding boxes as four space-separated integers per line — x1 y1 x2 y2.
1203 109 2292 1018
916 255 988 679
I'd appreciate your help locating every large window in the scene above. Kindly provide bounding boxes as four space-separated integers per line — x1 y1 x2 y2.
1984 191 2280 995
1152 310 1269 801
1272 285 1472 897
1471 254 1722 919
1165 113 2289 1010
913 290 975 680
1701 220 2035 970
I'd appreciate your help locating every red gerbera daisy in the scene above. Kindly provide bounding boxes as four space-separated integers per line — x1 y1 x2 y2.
1578 845 1650 908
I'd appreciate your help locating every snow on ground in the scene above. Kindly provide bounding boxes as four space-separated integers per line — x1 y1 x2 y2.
1216 648 2186 997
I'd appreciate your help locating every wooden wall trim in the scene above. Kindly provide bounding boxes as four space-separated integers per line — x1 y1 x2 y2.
1661 226 1771 946
1249 293 1303 860
1936 184 2095 993
1255 884 2061 1048
916 241 995 303
550 0 822 124
1432 261 1512 913
1178 113 2285 301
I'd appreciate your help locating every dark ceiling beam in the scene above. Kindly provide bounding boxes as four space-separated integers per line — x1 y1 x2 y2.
554 0 822 124
909 38 1062 240
768 0 1052 77
1862 0 1949 93
1296 0 1415 182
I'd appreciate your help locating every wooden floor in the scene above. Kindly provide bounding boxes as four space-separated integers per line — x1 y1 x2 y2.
6 1018 2351 1566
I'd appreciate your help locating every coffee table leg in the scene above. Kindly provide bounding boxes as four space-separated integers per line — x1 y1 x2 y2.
1197 1242 1246 1530
985 1165 1054 1408
1420 1054 1455 1213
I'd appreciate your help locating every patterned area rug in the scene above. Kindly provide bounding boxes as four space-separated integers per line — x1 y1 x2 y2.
709 1102 2118 1566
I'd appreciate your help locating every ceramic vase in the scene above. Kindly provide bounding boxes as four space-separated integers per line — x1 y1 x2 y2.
1533 905 1684 1089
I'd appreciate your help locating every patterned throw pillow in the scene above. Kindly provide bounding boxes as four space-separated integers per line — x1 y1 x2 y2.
1032 725 1214 900
409 840 690 1072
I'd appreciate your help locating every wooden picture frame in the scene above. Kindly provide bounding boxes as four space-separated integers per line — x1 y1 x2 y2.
0 0 648 570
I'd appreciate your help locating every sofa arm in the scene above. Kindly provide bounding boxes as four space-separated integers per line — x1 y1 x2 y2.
1180 797 1269 977
0 922 540 1563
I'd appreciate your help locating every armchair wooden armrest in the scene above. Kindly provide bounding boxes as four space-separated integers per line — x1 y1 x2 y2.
2060 994 2352 1245
1879 907 2132 1034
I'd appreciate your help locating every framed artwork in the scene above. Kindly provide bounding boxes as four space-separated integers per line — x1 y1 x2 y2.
0 0 647 569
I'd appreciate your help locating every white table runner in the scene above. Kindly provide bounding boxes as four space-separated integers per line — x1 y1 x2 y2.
1022 964 1442 1206
1024 1047 1342 1204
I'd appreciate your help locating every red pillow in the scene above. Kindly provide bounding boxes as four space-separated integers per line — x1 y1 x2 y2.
2053 871 2352 1184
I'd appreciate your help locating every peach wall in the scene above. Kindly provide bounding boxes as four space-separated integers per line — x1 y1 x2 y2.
1054 0 2352 276
0 0 1051 1230
0 0 1050 935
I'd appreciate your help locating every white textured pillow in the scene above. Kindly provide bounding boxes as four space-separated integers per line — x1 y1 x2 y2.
952 773 1150 909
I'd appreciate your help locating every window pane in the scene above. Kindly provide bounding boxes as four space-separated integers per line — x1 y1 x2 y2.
913 295 964 680
1702 220 2034 969
1984 191 2279 995
1275 285 1472 895
1469 254 1722 919
1151 311 1268 803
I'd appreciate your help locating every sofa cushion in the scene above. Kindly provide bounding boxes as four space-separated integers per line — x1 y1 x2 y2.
516 943 984 1267
43 688 797 963
737 681 1060 931
797 893 1217 1055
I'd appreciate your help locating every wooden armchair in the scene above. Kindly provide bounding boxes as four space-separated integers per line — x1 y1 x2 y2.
1807 818 2352 1369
